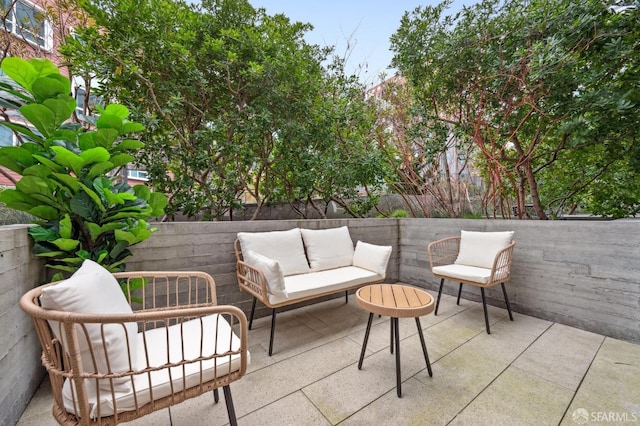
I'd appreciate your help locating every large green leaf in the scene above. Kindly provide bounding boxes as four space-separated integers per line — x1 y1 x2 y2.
33 78 72 105
87 161 114 180
0 121 43 142
42 98 74 126
148 192 168 216
0 154 23 174
0 146 37 168
120 122 145 135
32 155 65 173
16 175 53 197
114 229 138 244
115 139 145 151
52 173 80 192
111 154 135 168
1 57 39 91
28 226 59 242
70 191 101 221
93 128 120 149
78 132 97 150
28 205 59 220
96 113 123 131
28 58 60 80
59 214 72 239
23 164 52 179
19 104 56 137
103 104 130 120
50 146 84 175
51 238 79 251
80 147 110 166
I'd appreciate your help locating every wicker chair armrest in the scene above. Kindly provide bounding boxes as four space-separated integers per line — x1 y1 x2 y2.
489 241 516 283
427 236 461 269
236 259 269 301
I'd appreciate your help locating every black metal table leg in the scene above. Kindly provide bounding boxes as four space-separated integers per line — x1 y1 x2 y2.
393 317 402 397
390 317 394 354
415 317 432 377
358 313 374 369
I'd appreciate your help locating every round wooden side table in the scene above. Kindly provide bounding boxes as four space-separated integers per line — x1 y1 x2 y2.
356 283 435 397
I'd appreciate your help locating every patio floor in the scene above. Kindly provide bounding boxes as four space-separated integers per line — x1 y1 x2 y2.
17 288 640 426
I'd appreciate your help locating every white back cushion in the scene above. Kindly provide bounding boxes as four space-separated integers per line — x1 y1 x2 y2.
352 241 392 277
237 228 310 276
243 250 288 298
39 260 137 393
300 226 354 271
454 230 514 269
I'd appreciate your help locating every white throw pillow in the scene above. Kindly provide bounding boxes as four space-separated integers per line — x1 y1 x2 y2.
352 241 392 277
39 260 137 393
237 228 310 276
243 250 288 298
454 230 514 269
300 226 355 271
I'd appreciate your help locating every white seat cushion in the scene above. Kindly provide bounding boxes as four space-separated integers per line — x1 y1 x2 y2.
62 313 247 419
432 264 492 284
267 266 382 304
39 260 137 394
238 228 310 276
455 230 514 269
300 226 354 272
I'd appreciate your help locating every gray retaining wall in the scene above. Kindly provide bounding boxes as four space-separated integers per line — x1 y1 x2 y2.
1 218 639 425
398 218 640 344
0 225 46 426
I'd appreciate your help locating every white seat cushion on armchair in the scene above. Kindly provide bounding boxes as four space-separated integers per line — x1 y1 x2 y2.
432 264 493 284
62 313 246 418
455 230 514 269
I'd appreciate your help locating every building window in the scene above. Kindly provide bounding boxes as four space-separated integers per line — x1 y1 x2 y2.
127 169 149 181
74 86 103 118
0 125 16 146
1 0 53 50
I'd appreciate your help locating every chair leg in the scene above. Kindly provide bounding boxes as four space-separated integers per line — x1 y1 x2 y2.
501 283 514 321
480 287 491 334
345 290 349 303
223 385 238 426
268 308 277 356
213 387 219 403
434 278 444 315
456 282 463 305
248 297 257 330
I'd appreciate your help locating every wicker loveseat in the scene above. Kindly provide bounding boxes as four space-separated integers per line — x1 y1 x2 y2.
20 261 248 425
235 226 392 355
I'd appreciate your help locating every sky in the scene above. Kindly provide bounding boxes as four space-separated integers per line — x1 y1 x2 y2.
249 0 475 86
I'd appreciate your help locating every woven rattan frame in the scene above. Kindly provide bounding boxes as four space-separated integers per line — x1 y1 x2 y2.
427 236 515 287
19 271 248 425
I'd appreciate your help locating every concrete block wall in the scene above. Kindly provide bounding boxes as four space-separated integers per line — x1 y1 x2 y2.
399 218 640 344
0 225 46 426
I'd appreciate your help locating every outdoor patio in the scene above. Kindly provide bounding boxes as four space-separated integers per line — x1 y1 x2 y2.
16 290 640 426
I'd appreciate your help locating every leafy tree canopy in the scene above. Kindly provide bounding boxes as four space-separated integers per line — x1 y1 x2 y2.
391 0 639 219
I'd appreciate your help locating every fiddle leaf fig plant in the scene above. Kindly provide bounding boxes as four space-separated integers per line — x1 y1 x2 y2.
0 57 167 281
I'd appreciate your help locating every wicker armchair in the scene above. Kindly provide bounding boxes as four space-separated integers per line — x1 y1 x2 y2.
427 231 515 334
20 267 248 425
